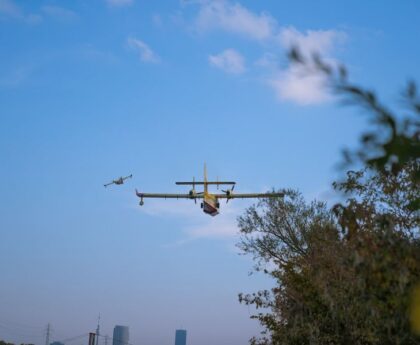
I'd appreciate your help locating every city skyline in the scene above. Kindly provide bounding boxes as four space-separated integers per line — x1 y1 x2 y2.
0 320 187 345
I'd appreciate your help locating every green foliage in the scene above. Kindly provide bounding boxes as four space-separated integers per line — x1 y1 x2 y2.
239 170 420 344
0 340 15 345
291 47 420 182
238 51 420 344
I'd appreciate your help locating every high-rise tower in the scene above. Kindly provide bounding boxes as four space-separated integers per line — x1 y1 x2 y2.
112 326 129 345
174 329 187 345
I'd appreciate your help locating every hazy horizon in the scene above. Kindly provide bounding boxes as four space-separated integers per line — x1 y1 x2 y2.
1 1 419 345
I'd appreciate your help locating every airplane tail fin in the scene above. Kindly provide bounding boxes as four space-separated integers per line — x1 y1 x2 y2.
204 163 208 193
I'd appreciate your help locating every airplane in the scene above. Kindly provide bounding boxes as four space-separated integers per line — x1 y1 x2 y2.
104 174 133 188
135 165 283 216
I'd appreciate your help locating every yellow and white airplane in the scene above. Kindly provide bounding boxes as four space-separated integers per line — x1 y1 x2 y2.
104 174 133 188
135 165 283 216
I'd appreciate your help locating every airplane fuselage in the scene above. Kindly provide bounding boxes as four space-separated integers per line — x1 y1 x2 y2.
134 165 284 216
202 193 220 216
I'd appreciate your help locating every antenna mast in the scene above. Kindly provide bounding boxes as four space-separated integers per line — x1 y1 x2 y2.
204 163 208 193
45 323 51 345
96 314 101 345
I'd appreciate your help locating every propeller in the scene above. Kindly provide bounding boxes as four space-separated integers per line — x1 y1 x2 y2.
190 176 203 204
192 176 196 204
222 184 235 203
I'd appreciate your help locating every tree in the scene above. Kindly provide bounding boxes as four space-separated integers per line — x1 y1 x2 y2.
238 52 420 344
0 340 15 345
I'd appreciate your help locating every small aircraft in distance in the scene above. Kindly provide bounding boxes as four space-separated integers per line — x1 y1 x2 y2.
104 174 133 188
135 165 283 216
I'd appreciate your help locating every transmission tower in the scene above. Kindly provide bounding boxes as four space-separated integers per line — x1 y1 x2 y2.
95 315 100 345
45 323 51 345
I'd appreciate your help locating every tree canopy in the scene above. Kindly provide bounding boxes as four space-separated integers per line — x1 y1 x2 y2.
238 51 420 345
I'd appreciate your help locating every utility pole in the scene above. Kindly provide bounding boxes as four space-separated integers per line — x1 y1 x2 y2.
95 314 100 345
45 323 51 345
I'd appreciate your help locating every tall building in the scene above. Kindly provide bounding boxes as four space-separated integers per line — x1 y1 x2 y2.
112 325 129 345
174 329 187 345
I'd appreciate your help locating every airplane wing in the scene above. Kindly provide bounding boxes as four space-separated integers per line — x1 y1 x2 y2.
104 182 114 187
176 181 235 185
135 190 204 199
214 192 284 199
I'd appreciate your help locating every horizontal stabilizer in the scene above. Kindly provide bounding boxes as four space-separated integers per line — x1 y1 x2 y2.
176 181 236 185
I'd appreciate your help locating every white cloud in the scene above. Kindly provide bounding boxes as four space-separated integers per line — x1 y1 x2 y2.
0 0 42 23
189 1 347 105
196 0 276 41
0 0 20 17
106 0 133 7
42 6 77 21
185 215 239 238
137 198 253 243
269 65 331 105
209 49 245 74
127 37 160 63
0 66 30 88
255 52 278 68
268 27 346 105
152 14 163 28
279 27 346 58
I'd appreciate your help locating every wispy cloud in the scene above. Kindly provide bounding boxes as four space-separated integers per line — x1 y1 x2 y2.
195 0 276 41
0 0 20 17
188 0 347 105
255 52 278 68
41 5 78 22
0 66 30 88
152 14 163 28
209 49 245 74
185 215 239 238
137 198 253 245
127 37 160 63
106 0 133 7
0 0 42 23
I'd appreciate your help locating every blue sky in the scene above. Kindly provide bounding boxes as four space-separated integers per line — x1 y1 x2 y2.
1 1 419 345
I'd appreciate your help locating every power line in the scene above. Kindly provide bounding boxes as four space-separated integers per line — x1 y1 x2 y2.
97 334 136 345
53 333 89 344
0 318 43 330
0 322 45 338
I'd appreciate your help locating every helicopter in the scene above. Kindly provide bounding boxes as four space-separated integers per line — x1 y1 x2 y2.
104 174 133 188
135 165 283 216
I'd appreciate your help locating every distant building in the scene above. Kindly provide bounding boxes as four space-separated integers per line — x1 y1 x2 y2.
50 342 64 345
112 325 129 345
174 329 186 345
